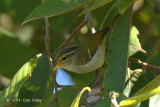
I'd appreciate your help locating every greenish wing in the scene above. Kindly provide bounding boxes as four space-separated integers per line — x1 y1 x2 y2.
74 30 105 65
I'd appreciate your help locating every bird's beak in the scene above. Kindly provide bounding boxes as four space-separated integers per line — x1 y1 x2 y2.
53 61 61 71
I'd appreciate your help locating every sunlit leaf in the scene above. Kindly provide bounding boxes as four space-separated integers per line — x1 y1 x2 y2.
0 55 39 107
120 75 160 106
119 88 160 106
129 26 142 57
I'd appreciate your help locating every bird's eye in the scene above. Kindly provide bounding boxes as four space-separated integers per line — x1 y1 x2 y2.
61 57 66 61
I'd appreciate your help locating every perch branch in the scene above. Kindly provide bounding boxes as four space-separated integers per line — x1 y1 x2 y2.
42 0 58 98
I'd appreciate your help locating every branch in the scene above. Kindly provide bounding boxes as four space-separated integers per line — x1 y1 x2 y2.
129 58 160 71
42 0 58 99
142 39 160 72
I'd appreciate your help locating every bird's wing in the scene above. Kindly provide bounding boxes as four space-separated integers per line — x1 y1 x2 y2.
74 30 106 65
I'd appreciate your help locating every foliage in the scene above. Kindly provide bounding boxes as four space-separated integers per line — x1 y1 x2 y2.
0 0 160 107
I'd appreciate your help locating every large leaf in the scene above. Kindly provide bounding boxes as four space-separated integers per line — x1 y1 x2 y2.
23 0 96 24
0 27 37 78
0 55 38 107
103 7 132 91
16 55 55 107
119 75 160 106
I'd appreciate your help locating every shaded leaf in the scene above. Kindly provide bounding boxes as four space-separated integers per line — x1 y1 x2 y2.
104 7 132 91
118 0 136 14
0 55 38 107
23 0 96 24
134 75 160 96
58 86 81 107
37 95 59 107
100 0 135 29
79 0 113 16
71 87 91 107
17 55 55 107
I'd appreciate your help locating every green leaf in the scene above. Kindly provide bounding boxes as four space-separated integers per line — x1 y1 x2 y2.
16 55 55 107
119 88 160 107
0 55 38 107
134 75 160 96
58 86 80 107
100 0 135 29
119 75 160 106
23 0 96 24
103 7 132 91
118 0 136 14
129 26 142 57
0 27 37 78
78 0 113 16
71 87 91 107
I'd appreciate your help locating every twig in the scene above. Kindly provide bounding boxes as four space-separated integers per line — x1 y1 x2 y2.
55 19 87 53
85 5 96 34
129 58 160 71
42 0 58 99
142 39 160 72
55 5 96 53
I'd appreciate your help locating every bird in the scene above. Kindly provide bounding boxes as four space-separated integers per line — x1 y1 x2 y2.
53 15 119 73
